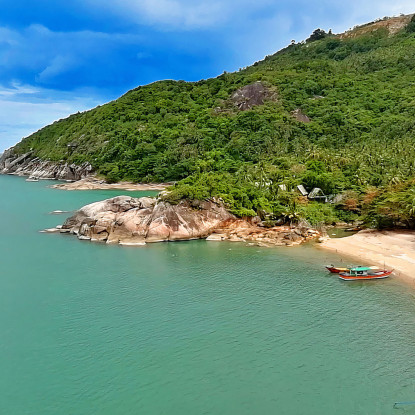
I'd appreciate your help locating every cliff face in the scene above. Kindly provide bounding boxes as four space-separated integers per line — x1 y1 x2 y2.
0 151 92 181
58 196 320 246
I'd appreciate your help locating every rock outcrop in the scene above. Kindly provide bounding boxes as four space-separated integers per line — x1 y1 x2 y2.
207 219 320 246
231 81 277 111
0 150 92 181
291 108 311 123
60 196 235 244
57 196 320 246
340 14 414 39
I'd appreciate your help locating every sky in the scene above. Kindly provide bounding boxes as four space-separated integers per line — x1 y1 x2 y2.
0 0 414 152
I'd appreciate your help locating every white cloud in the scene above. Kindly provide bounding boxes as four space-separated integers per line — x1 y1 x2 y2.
0 83 104 152
350 0 414 17
37 54 78 82
85 0 221 28
136 0 224 27
83 0 414 31
0 82 39 97
85 0 277 29
0 24 145 86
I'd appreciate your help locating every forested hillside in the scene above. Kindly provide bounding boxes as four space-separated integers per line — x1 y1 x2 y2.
10 14 415 227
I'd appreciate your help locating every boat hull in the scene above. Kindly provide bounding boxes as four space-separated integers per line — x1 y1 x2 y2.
326 266 349 273
338 270 393 281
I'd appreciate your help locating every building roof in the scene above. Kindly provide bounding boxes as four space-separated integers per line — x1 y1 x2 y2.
308 187 325 198
296 184 308 196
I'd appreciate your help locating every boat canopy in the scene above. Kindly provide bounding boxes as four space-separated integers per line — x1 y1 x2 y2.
350 267 371 272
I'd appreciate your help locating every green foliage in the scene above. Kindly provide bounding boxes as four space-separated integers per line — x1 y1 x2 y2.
406 15 415 33
335 209 359 223
298 203 338 226
163 171 277 217
10 22 415 226
363 180 415 228
306 29 327 43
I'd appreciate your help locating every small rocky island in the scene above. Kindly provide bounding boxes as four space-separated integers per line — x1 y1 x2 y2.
57 196 320 246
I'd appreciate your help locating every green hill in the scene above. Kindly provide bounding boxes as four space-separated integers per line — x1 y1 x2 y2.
8 14 415 227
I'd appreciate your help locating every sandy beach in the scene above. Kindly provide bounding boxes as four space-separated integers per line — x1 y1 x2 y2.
51 177 170 191
319 230 415 287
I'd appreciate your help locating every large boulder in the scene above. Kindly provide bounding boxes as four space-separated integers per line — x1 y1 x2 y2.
61 196 235 244
230 81 277 111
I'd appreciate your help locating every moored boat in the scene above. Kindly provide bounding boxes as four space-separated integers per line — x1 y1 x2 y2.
326 265 350 273
326 264 380 274
339 267 393 281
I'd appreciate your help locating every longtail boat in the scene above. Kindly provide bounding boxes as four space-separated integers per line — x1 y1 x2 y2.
326 264 378 273
326 265 350 273
339 267 393 281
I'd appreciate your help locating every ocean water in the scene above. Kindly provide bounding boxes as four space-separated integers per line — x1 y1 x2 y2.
1 174 415 415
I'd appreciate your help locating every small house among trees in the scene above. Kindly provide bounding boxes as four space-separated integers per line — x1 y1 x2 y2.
291 184 328 202
308 187 328 202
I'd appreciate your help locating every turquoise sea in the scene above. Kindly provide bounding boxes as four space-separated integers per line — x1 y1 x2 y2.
1 174 415 415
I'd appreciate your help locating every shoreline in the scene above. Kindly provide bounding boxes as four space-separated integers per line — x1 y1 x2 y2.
318 229 415 287
50 177 170 191
5 173 169 191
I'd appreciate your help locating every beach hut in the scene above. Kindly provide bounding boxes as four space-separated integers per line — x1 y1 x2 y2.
308 187 328 203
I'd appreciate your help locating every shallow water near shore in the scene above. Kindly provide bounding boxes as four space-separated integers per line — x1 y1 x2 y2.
1 175 415 415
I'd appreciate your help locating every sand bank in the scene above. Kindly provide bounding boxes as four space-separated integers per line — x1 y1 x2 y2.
319 230 415 287
51 177 169 191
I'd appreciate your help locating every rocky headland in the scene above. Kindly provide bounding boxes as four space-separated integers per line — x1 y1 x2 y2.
0 151 170 190
0 150 92 181
55 195 320 246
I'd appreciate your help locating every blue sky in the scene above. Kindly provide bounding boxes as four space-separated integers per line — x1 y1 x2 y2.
0 0 414 152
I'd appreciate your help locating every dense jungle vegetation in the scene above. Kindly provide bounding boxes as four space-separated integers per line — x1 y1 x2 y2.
11 15 415 227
